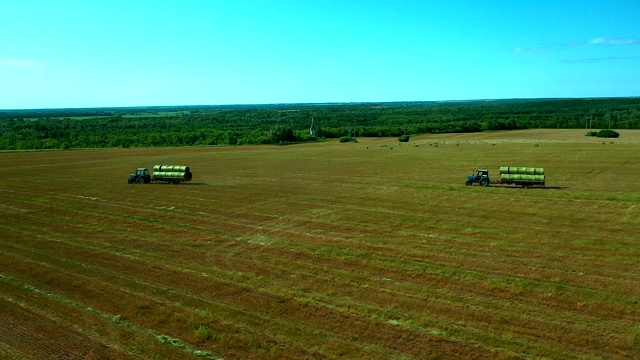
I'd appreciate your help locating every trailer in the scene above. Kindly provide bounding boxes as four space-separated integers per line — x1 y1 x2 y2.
128 165 192 184
466 166 545 188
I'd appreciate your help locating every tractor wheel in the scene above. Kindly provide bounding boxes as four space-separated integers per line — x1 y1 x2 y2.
138 177 145 184
127 179 133 184
480 178 489 187
465 180 472 186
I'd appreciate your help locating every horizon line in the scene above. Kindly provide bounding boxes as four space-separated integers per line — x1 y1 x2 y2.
2 96 639 112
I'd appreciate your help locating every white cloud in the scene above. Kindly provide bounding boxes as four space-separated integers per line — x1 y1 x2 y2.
562 56 640 64
516 37 640 53
0 59 43 67
589 38 640 45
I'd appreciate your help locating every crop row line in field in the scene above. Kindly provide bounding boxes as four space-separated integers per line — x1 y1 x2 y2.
0 224 552 358
3 219 636 358
0 274 222 359
3 187 639 322
13 247 438 358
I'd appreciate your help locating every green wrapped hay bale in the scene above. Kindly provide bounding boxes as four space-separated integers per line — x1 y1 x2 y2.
153 165 191 173
524 168 535 175
150 165 193 183
169 166 187 172
153 171 186 179
534 168 544 175
499 166 509 174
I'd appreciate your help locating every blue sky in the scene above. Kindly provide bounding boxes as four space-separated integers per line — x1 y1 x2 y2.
1 0 639 109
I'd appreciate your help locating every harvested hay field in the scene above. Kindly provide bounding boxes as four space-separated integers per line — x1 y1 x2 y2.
1 129 639 359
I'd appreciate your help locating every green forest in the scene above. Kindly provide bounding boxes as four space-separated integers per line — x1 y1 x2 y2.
1 98 639 150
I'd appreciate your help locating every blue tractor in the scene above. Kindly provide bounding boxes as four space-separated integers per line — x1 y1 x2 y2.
128 168 151 184
466 169 490 187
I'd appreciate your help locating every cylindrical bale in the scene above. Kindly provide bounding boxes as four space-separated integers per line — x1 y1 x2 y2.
534 168 544 175
534 175 545 182
168 172 186 179
524 168 535 175
499 166 509 175
155 165 190 173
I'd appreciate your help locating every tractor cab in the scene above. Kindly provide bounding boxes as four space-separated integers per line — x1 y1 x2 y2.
466 169 490 187
128 168 151 184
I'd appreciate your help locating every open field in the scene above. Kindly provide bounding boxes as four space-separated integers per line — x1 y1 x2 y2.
1 129 639 359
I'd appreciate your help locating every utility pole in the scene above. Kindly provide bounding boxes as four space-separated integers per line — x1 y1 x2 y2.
585 115 592 134
585 116 588 134
353 119 356 142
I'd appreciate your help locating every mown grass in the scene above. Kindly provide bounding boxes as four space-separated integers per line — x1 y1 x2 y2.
1 129 639 359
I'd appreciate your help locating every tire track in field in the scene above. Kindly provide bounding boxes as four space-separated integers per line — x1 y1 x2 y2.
1 217 632 360
0 289 134 359
37 192 640 300
1 233 497 360
5 186 640 309
2 188 633 316
2 187 636 358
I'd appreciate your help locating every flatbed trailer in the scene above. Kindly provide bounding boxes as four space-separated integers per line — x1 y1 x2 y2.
492 178 545 188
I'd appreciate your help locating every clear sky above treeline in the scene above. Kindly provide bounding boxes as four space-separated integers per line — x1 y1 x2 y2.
2 0 639 109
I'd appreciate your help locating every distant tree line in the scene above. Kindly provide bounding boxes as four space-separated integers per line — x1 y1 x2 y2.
0 98 639 150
